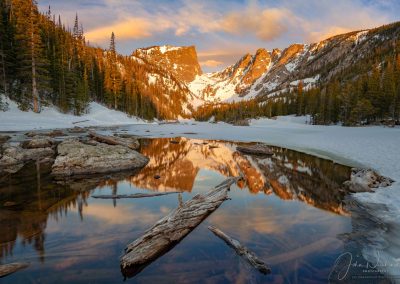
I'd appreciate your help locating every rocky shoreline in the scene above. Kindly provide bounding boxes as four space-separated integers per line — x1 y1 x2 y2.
0 127 149 181
0 129 395 194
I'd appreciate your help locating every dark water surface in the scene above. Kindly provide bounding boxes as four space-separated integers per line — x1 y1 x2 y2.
0 137 367 283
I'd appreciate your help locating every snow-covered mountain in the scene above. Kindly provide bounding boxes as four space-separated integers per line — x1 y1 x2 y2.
133 45 202 83
126 22 399 114
188 23 400 105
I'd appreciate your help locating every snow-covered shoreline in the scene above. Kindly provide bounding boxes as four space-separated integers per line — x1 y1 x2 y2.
0 98 149 131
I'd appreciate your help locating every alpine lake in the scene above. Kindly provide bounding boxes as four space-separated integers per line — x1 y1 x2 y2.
0 131 390 283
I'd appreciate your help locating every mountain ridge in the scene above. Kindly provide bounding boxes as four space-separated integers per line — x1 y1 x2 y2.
131 21 399 112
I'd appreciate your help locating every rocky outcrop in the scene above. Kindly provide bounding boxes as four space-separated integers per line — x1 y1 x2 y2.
0 142 55 174
51 139 149 177
343 168 395 193
133 45 202 83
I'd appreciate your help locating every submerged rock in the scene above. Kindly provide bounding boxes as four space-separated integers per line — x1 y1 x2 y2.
52 139 149 177
343 168 395 193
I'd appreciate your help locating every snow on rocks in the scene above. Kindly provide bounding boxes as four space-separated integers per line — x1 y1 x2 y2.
343 168 394 193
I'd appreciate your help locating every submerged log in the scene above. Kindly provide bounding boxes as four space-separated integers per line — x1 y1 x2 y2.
0 262 29 278
208 226 271 274
236 144 274 156
92 192 179 199
120 177 238 278
89 131 139 150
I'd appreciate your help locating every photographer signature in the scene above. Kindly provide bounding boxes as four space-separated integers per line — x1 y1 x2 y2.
329 251 400 281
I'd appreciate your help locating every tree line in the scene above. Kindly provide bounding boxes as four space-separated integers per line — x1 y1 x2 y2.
0 0 189 119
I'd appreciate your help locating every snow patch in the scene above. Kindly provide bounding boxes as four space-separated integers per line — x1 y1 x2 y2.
0 98 147 131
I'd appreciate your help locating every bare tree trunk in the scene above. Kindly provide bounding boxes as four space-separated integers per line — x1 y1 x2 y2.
0 49 7 96
31 5 40 113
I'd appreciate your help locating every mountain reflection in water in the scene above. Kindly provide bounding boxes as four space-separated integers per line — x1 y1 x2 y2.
131 137 351 214
0 137 354 283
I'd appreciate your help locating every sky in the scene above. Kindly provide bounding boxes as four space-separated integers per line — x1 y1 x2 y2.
38 0 400 72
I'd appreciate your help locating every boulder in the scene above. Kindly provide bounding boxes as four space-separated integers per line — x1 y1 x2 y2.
0 135 11 144
21 136 54 149
0 143 55 174
343 168 395 193
51 139 149 177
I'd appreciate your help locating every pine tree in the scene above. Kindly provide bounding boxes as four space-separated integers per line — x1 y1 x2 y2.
12 0 49 112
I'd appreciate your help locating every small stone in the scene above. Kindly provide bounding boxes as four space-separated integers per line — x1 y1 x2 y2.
154 175 161 180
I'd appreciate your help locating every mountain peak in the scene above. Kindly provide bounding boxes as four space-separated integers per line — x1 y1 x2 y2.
133 45 202 83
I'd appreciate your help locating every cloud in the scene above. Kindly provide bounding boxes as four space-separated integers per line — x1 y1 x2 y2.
86 18 154 42
307 26 354 43
40 0 400 70
220 7 293 41
200 59 224 68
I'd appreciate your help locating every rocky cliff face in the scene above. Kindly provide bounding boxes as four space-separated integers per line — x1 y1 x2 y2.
133 45 202 83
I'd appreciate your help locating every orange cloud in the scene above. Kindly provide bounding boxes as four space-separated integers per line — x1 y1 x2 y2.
200 59 224 67
307 26 354 42
220 7 292 41
86 17 172 43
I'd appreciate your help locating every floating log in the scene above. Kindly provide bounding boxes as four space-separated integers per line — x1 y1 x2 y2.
89 131 139 150
208 226 271 274
92 192 179 199
236 144 274 156
0 262 29 278
120 177 238 278
72 119 90 124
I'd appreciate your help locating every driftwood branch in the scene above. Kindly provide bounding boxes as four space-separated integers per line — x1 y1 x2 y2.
236 144 273 156
0 263 29 278
208 226 271 274
120 177 238 278
72 119 90 124
88 131 139 150
92 192 179 199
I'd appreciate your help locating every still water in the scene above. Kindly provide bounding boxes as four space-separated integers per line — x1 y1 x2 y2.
0 137 366 283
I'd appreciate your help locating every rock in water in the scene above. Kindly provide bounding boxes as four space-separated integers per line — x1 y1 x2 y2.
0 143 55 174
343 168 395 193
0 135 11 144
51 139 149 177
